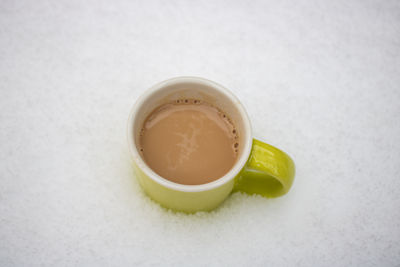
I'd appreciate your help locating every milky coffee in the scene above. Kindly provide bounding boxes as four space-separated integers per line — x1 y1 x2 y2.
139 99 238 185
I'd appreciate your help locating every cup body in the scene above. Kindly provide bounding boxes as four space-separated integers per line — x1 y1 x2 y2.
127 77 252 212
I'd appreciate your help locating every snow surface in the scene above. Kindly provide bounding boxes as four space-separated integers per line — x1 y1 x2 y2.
1 0 400 266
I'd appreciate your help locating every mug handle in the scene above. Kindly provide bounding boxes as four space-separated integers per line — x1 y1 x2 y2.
234 139 295 197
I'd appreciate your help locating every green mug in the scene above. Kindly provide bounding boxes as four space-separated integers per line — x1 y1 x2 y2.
127 77 295 213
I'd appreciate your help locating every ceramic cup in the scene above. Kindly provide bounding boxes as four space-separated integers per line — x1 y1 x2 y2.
127 77 295 213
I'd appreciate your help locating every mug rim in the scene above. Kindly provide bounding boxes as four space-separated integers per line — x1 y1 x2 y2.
127 76 252 192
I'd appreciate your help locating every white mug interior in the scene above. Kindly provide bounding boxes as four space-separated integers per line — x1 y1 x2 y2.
127 77 252 192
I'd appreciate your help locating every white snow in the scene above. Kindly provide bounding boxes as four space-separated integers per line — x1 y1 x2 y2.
1 0 399 266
